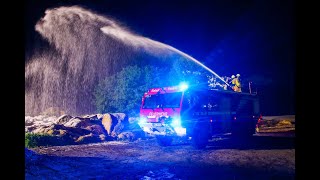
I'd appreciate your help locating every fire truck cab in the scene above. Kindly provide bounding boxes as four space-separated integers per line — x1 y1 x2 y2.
139 83 260 149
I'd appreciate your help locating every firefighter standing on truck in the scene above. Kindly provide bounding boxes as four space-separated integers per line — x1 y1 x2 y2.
231 74 241 92
231 75 237 91
234 74 242 92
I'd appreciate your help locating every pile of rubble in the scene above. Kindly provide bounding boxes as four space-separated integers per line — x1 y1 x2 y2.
25 113 145 145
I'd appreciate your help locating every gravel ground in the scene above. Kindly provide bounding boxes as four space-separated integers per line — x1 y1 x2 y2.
26 132 295 180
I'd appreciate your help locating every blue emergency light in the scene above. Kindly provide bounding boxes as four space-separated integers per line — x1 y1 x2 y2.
179 82 188 91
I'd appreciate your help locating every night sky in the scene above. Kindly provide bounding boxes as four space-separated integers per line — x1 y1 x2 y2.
25 0 295 115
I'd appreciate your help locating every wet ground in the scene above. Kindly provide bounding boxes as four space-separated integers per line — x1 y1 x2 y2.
26 132 295 179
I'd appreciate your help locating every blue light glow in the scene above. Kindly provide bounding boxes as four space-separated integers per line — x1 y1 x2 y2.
138 117 147 124
171 118 181 127
174 127 186 136
179 82 188 91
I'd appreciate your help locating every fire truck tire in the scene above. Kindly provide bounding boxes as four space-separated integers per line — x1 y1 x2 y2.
156 136 173 146
192 125 209 149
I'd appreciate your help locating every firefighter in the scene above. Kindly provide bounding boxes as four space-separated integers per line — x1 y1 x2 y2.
231 75 237 91
234 74 242 92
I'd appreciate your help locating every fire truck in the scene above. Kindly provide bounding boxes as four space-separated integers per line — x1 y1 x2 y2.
139 82 261 149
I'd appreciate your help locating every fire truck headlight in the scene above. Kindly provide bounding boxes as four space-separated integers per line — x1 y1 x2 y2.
138 117 147 125
174 127 186 136
171 118 181 127
179 82 188 91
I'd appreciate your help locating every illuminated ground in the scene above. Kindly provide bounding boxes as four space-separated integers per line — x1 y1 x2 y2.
26 132 295 179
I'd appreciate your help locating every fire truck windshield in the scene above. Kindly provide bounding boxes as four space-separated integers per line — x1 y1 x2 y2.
143 92 182 109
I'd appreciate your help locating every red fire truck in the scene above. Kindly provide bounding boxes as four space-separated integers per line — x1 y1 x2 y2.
139 82 261 149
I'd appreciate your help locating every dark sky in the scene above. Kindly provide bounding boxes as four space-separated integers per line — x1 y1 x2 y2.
25 0 295 115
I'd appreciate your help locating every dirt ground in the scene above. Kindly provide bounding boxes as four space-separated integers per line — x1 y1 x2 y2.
26 132 295 180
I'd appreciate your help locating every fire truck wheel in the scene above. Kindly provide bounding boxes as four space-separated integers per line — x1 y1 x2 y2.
192 125 209 149
156 136 173 146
